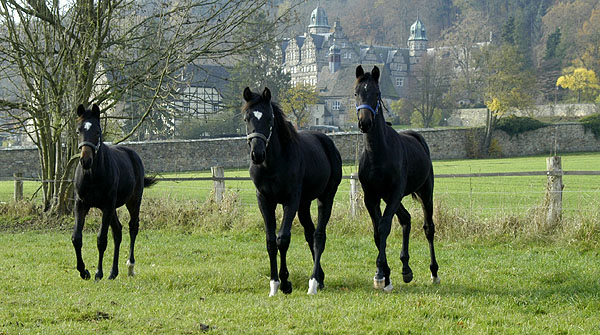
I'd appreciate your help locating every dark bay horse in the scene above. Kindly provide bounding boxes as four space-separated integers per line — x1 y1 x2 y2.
243 87 342 296
354 65 440 292
72 104 156 280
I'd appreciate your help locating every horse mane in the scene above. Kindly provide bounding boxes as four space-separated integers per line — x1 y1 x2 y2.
243 91 298 147
271 103 299 146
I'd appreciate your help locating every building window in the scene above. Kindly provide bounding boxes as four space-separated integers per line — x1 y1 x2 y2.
332 100 341 110
395 77 404 87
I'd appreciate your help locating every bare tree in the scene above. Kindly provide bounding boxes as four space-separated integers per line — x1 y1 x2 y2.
404 54 451 128
0 0 299 214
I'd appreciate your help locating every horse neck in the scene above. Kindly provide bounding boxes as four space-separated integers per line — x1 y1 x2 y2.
363 111 389 155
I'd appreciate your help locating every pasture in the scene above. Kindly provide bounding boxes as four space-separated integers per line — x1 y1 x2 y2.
1 153 600 333
1 230 599 334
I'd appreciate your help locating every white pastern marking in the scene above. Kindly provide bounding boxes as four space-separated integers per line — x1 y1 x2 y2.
253 111 263 120
307 278 319 295
373 276 385 290
269 280 280 297
432 275 441 285
383 281 393 293
126 260 135 277
83 122 92 131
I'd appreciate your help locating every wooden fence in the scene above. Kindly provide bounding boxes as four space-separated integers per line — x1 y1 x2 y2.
8 157 600 228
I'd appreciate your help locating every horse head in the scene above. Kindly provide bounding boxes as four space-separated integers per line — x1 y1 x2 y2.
355 65 381 133
243 87 275 165
76 104 103 170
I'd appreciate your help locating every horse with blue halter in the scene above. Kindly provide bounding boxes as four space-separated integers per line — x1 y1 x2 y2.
72 104 156 280
354 65 440 291
243 87 342 296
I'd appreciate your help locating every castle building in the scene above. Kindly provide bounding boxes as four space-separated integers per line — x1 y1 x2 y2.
281 5 430 128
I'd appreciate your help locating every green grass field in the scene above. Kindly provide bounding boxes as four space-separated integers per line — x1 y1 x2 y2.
1 154 600 333
1 230 599 334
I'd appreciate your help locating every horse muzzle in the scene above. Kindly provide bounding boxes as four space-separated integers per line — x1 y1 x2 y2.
251 149 266 164
358 118 373 133
79 147 94 169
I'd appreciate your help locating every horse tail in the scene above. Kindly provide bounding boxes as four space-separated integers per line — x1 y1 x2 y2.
316 133 343 181
144 175 158 188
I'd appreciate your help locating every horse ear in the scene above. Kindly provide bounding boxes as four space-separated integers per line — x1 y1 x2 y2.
372 66 380 82
91 104 101 119
356 65 364 79
77 104 85 117
243 87 252 102
262 87 271 102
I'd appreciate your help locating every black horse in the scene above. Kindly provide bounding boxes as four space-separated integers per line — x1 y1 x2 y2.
354 65 440 292
72 104 156 280
243 87 342 296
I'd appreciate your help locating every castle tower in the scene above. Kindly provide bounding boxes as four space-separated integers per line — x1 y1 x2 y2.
308 4 330 35
408 14 428 59
328 44 341 73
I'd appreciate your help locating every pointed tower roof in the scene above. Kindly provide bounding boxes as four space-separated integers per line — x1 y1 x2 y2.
408 13 427 41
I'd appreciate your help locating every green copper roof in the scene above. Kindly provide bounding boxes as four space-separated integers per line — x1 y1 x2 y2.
408 17 427 41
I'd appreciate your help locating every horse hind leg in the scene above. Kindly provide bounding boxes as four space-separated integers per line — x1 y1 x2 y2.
126 199 141 277
397 203 413 284
108 211 122 280
297 202 322 295
417 186 440 284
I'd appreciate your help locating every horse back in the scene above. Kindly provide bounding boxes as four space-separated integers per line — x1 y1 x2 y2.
105 145 146 206
297 131 342 198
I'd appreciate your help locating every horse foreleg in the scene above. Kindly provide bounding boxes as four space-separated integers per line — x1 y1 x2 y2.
397 204 413 283
72 200 90 280
95 208 113 280
277 201 298 295
108 211 122 280
258 195 279 296
364 195 390 290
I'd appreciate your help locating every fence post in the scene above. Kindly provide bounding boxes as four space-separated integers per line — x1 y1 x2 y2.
350 173 360 217
14 172 23 202
544 156 563 230
211 166 225 203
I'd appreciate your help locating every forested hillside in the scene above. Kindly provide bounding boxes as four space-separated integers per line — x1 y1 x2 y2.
284 0 599 102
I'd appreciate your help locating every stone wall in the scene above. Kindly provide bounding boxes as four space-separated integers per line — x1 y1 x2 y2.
2 123 599 179
448 103 598 127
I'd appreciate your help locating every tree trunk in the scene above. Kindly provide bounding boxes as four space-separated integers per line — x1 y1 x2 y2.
481 108 496 157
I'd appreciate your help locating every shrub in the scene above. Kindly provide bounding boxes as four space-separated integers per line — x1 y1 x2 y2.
579 113 600 139
496 115 548 137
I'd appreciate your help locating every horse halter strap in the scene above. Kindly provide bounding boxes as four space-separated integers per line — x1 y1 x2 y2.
78 133 102 154
246 113 274 147
356 95 381 117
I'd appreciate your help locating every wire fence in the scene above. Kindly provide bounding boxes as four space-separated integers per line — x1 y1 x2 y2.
5 168 600 220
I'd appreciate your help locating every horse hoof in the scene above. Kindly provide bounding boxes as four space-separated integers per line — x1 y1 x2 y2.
108 271 118 280
95 271 103 281
373 276 386 290
281 281 293 294
432 275 441 285
307 278 319 295
80 269 91 280
269 280 280 297
403 272 413 283
383 281 393 293
126 260 135 277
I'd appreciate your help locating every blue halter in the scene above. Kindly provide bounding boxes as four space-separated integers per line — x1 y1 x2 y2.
356 99 380 117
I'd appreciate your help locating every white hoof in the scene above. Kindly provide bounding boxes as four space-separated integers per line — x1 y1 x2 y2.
126 260 135 277
373 276 386 290
269 280 280 297
307 278 319 295
383 281 393 293
432 275 441 285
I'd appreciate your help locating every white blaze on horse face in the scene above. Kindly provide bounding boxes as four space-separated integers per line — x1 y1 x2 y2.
83 122 92 131
253 111 263 121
